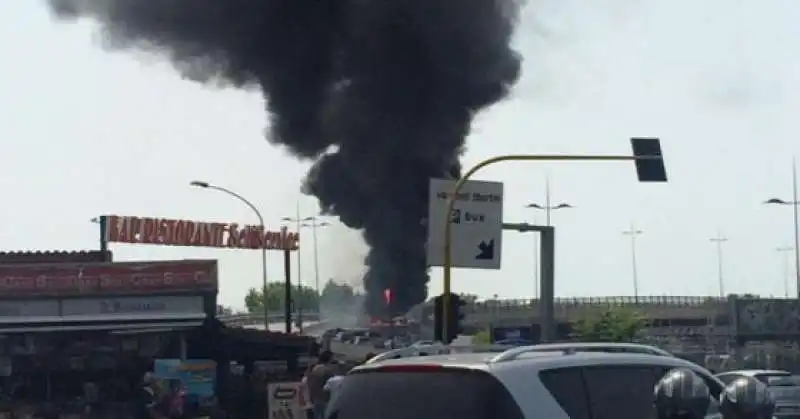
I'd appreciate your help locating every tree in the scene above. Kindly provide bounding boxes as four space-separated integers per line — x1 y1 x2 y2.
244 282 320 313
472 330 492 344
319 280 357 306
572 307 647 342
458 293 479 304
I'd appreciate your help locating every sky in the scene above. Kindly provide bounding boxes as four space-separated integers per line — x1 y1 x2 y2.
1 0 799 310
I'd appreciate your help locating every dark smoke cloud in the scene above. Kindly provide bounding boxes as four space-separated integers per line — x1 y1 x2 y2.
48 0 522 316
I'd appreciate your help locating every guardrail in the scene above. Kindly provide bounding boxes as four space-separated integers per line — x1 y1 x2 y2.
467 296 734 316
473 296 727 310
218 311 321 326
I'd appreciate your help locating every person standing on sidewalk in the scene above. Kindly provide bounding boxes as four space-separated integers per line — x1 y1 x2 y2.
297 366 314 419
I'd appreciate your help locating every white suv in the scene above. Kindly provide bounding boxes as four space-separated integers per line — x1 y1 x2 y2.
328 346 724 419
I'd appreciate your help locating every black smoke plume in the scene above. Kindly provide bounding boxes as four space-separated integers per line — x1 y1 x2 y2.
48 0 522 316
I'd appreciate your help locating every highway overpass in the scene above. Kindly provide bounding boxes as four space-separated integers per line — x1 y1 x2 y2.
449 295 730 327
220 296 730 330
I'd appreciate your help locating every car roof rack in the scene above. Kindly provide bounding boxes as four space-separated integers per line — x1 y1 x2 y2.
490 342 670 363
366 343 517 363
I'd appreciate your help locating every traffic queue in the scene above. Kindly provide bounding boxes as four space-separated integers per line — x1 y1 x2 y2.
298 342 783 419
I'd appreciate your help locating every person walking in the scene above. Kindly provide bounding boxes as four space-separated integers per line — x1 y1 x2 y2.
306 351 335 419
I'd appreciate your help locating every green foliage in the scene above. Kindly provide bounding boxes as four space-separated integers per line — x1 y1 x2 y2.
572 307 647 342
244 282 320 313
320 280 357 304
472 330 492 344
243 280 362 313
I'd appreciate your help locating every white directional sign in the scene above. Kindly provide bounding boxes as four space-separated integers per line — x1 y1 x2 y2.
426 178 503 269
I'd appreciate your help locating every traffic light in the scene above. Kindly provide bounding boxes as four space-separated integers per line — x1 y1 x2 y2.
433 293 465 344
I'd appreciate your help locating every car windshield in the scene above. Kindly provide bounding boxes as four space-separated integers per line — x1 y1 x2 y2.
327 369 524 419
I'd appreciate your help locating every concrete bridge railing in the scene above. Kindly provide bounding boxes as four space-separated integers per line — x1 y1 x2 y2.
219 311 321 326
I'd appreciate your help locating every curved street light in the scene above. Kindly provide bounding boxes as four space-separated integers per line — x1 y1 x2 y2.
525 177 574 226
622 224 644 303
762 158 799 298
190 180 271 330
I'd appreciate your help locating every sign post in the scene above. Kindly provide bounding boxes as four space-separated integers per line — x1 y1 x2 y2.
438 138 668 340
426 179 504 270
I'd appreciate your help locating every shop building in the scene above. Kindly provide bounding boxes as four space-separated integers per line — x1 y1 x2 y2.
0 259 218 406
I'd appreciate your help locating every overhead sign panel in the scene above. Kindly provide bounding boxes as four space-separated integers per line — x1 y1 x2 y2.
426 178 503 269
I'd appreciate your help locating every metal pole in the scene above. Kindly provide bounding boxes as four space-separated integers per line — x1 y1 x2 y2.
191 183 270 330
312 219 321 294
283 244 293 334
716 239 724 298
98 216 109 252
262 244 269 330
779 246 794 298
710 233 728 298
792 158 800 298
442 153 649 341
622 224 642 303
631 232 639 302
295 202 303 332
539 226 556 342
545 176 552 227
533 216 539 300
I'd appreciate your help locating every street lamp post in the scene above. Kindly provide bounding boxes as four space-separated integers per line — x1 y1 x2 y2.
282 215 330 309
281 202 306 332
709 232 728 298
778 246 795 298
525 177 574 226
622 224 643 303
525 177 573 300
190 180 270 330
763 158 800 298
302 218 330 295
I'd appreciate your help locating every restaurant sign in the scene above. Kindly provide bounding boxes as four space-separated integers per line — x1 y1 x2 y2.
102 215 299 251
62 295 205 317
0 260 217 298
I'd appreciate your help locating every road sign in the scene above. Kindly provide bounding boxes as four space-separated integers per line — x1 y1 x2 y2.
427 178 503 269
631 138 667 182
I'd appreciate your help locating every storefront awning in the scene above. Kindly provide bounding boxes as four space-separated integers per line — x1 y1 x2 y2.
0 319 204 334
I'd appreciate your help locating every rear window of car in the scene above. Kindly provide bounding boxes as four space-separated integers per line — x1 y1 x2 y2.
755 372 792 384
766 375 798 386
539 364 722 419
327 369 524 419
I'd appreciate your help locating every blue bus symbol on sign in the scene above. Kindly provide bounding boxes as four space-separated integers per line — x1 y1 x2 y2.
450 209 461 224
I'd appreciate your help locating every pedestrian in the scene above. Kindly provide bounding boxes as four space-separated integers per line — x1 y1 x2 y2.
297 366 314 419
135 373 160 419
306 351 335 419
322 362 348 407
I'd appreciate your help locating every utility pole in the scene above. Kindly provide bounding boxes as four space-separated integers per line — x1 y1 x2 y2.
622 223 643 303
778 246 795 298
709 232 728 298
763 157 800 298
526 176 573 300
